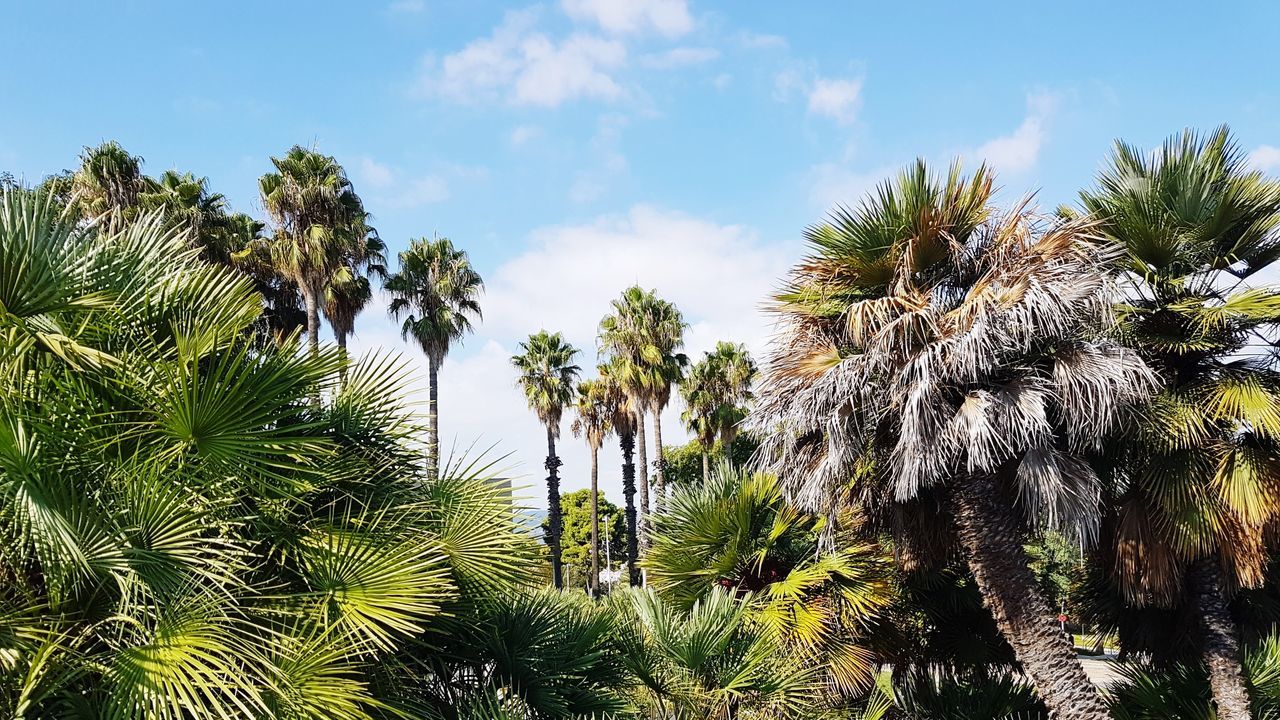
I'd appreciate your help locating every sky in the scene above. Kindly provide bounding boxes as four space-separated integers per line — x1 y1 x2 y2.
3 1 1280 508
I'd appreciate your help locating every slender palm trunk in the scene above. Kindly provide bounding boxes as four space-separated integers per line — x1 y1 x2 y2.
336 330 349 384
620 431 639 586
951 474 1110 720
701 451 710 483
545 427 564 590
590 445 600 598
652 407 666 513
426 356 440 482
1191 558 1252 720
635 407 650 553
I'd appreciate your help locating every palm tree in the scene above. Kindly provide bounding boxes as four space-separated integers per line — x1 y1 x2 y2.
0 186 544 719
1081 126 1280 720
598 362 641 585
572 379 613 597
71 140 146 225
138 169 239 264
386 236 484 481
256 145 371 356
753 161 1155 719
511 330 580 589
645 465 895 701
324 232 387 374
599 286 687 530
680 341 757 481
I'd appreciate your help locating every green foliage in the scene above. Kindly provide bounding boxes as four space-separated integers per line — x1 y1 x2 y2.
662 433 759 490
512 330 581 432
891 666 1048 720
387 236 484 365
1024 531 1085 614
540 489 625 589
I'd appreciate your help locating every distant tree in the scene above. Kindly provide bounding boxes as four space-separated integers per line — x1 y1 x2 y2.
598 362 640 585
680 341 756 481
541 489 625 592
573 379 613 596
662 433 759 490
72 141 146 226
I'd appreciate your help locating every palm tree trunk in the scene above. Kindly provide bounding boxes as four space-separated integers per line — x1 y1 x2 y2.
301 283 321 357
1190 557 1252 720
635 407 650 553
545 426 564 590
652 408 666 513
620 431 639 586
951 474 1110 720
426 356 440 482
702 450 710 483
590 445 600 598
336 330 349 384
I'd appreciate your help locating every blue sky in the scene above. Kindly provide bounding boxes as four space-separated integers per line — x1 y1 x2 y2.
3 0 1280 507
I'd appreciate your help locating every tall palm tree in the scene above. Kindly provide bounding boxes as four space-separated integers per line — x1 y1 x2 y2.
138 169 239 264
1081 126 1280 720
753 160 1155 719
599 361 641 586
386 236 483 481
324 232 387 374
512 331 580 589
599 286 687 527
680 341 757 481
256 146 371 356
573 379 613 597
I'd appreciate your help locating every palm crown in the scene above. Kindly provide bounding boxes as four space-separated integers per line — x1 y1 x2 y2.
512 330 581 434
387 236 484 364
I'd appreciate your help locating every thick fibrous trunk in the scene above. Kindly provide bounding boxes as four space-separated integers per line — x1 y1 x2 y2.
653 409 666 513
635 408 650 554
620 431 639 587
1191 558 1253 720
589 446 600 598
426 357 440 482
545 427 564 590
951 474 1111 720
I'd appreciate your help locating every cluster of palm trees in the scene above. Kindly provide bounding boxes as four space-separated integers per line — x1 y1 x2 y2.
755 127 1280 720
513 290 758 596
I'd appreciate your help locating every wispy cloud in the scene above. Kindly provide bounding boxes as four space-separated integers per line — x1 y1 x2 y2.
638 46 719 69
1249 145 1280 173
560 0 693 38
807 77 863 126
971 92 1058 175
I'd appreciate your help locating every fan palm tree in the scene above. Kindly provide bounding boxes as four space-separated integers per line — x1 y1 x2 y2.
646 465 895 702
599 362 641 585
511 330 580 589
325 232 387 375
572 379 613 597
1080 126 1280 720
680 342 757 481
71 140 146 225
599 286 687 531
0 186 543 720
753 160 1155 719
386 236 484 481
255 146 372 357
138 169 240 264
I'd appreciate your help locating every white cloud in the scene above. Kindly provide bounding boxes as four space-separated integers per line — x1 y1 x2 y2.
738 30 787 49
561 0 693 38
1249 145 1280 173
638 46 719 69
419 8 627 107
350 206 796 508
509 124 543 147
388 0 424 13
972 92 1058 175
354 157 450 208
357 157 395 189
807 77 863 125
568 115 629 204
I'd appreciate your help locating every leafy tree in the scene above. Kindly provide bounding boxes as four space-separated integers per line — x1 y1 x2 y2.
511 330 579 588
679 341 757 481
753 160 1154 719
1081 127 1280 720
661 433 760 491
71 140 146 225
387 236 484 481
540 489 625 592
1024 531 1084 618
